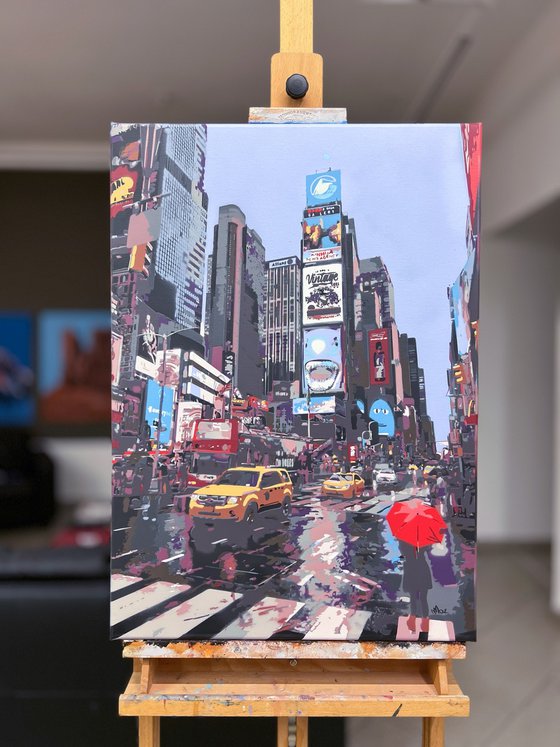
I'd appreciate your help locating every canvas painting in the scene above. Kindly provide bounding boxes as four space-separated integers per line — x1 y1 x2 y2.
0 312 34 426
39 310 111 424
110 123 480 642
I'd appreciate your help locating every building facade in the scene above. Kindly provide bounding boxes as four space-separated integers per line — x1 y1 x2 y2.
264 256 302 393
206 205 266 397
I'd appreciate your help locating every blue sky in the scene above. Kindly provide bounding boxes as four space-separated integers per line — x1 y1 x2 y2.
204 124 469 443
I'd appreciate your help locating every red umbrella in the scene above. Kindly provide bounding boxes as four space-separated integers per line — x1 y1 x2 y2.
386 499 447 549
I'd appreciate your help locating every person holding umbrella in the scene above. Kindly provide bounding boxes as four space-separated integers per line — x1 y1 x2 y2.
386 499 447 637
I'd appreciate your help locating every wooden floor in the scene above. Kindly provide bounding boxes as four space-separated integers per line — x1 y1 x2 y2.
347 544 559 747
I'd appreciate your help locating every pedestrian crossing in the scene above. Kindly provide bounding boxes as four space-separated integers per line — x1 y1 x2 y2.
110 574 458 642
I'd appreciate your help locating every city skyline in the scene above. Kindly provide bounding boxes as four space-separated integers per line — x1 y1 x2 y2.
204 125 469 442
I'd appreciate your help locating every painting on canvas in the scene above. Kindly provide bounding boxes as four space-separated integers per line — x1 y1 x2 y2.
110 123 480 642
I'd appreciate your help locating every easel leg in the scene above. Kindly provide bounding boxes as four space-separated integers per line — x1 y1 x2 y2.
138 716 160 747
422 717 444 747
296 716 309 747
277 716 289 747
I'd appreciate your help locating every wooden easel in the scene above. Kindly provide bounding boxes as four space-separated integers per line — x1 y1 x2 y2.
119 2 470 744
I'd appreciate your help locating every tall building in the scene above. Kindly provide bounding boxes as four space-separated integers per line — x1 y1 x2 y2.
155 125 208 330
359 257 396 324
264 256 302 393
206 205 266 396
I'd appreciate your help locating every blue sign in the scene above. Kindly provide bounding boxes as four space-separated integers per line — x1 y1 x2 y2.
306 170 341 207
293 395 336 415
145 379 174 446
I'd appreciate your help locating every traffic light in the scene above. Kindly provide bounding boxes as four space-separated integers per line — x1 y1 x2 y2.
335 425 346 442
452 363 464 384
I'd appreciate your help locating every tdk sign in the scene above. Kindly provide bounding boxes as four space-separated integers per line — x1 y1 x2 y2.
306 169 341 207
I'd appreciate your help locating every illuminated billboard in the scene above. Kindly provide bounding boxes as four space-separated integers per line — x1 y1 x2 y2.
306 169 341 207
302 263 343 326
368 328 391 387
450 251 475 357
302 326 344 395
144 379 174 447
302 206 342 264
293 395 336 415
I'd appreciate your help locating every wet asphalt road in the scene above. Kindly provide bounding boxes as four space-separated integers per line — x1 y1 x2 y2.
111 473 476 641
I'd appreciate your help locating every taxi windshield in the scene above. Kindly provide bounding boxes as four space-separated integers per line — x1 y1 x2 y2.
214 470 260 487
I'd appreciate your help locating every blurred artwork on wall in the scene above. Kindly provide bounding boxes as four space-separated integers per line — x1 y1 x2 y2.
39 310 111 424
110 123 481 643
0 313 34 426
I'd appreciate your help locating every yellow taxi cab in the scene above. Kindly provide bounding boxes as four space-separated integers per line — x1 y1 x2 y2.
190 466 293 524
322 472 365 498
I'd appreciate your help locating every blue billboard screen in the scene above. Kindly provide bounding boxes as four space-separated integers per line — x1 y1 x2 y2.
145 379 174 446
306 170 341 207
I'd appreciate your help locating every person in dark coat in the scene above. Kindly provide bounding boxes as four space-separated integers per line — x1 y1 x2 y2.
399 540 433 634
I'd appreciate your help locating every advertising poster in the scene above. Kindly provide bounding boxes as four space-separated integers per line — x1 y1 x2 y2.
302 263 343 326
110 165 139 218
144 379 174 446
111 332 123 386
302 206 342 264
155 348 181 387
175 401 203 444
450 251 475 357
302 326 344 395
368 328 391 387
135 301 159 379
306 169 341 207
293 395 336 415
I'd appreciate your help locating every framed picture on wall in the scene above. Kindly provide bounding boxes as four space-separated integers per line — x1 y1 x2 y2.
38 310 111 425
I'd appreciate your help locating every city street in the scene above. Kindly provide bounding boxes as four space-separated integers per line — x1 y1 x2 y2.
111 472 475 641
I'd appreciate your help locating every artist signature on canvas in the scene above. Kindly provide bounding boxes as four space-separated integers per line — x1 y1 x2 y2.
431 605 448 615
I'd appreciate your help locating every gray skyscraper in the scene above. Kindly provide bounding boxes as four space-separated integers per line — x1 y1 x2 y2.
206 205 266 396
264 256 302 393
156 125 208 330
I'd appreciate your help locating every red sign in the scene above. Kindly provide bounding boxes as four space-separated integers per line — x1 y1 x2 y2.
368 329 391 386
110 165 138 218
348 444 358 463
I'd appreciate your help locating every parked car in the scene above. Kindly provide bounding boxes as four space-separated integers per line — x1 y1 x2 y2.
190 467 293 524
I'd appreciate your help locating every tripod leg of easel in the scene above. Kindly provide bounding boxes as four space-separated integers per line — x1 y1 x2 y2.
422 717 444 747
296 717 309 747
277 717 289 747
138 716 160 747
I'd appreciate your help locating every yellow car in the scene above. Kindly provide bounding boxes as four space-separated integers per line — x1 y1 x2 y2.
190 466 293 524
322 472 365 498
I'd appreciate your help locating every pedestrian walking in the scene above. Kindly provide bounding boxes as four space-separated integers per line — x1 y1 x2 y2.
399 540 433 635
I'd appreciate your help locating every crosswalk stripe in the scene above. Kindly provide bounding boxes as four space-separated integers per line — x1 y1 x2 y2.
111 573 142 592
120 588 242 639
302 605 371 640
214 596 304 640
111 581 190 627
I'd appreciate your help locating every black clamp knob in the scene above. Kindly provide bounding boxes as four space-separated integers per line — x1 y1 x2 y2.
286 74 309 100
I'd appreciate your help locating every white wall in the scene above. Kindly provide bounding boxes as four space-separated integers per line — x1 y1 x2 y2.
478 217 559 541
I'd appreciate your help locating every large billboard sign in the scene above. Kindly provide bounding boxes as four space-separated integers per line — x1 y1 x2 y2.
306 170 341 207
293 395 336 415
144 379 174 446
368 328 391 387
302 263 343 326
302 326 344 395
268 257 297 270
302 206 342 264
135 301 159 379
175 401 202 444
